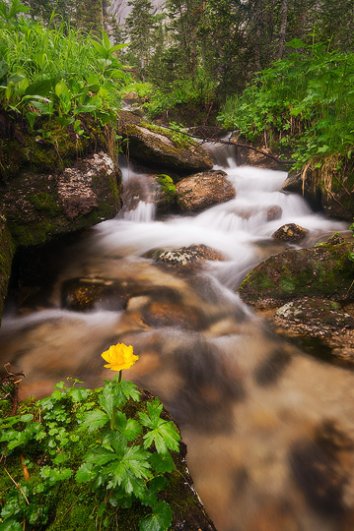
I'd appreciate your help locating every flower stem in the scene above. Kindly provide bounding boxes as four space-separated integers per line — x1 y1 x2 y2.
118 371 122 383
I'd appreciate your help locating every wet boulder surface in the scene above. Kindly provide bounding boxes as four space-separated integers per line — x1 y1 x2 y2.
240 232 354 364
175 170 235 212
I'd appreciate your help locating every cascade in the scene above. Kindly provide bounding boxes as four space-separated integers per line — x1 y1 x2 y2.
0 143 351 530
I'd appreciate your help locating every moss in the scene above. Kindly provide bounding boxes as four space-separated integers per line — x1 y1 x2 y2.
141 121 197 149
28 192 61 216
9 219 58 247
239 237 354 306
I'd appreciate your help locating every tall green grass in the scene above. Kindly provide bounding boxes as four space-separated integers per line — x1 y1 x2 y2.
0 0 129 136
218 41 354 169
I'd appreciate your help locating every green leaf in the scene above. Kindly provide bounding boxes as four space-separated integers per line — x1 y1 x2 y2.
143 420 180 454
76 462 96 483
139 501 172 531
149 452 175 474
81 409 109 432
104 446 152 493
85 448 117 466
0 520 23 531
99 384 115 418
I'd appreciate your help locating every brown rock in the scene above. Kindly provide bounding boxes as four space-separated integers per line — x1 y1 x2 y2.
176 170 235 212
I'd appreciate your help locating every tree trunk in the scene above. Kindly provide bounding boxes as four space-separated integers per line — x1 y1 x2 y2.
277 0 288 59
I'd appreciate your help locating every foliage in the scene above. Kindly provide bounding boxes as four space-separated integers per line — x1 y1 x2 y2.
218 42 354 168
0 378 181 530
157 174 177 204
0 0 129 142
144 68 217 119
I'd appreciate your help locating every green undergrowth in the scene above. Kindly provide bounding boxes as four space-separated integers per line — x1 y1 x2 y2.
0 0 129 157
0 377 181 530
218 40 354 171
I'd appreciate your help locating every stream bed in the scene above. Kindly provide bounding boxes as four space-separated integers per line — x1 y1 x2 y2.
1 144 354 530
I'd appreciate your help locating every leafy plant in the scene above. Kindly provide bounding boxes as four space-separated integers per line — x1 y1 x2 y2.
0 0 129 143
0 377 181 530
218 41 354 170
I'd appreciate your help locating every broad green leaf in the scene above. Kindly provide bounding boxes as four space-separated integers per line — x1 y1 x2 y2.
143 420 180 454
81 409 109 432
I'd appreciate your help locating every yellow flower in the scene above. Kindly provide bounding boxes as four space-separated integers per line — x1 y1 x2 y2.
101 343 139 372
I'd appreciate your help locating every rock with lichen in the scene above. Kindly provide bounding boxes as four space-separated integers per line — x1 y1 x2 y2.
272 223 308 243
147 244 225 267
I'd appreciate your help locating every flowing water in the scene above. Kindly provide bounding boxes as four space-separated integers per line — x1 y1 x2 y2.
1 144 354 530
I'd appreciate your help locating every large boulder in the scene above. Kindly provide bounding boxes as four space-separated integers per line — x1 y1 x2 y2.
240 233 354 365
118 111 213 173
176 170 235 212
0 215 15 323
239 233 354 308
1 152 120 247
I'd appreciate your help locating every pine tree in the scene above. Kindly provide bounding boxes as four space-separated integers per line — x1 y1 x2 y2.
125 0 156 80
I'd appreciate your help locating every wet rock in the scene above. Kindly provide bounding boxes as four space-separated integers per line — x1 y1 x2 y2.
1 152 120 246
239 232 354 307
230 135 287 170
266 205 283 221
272 223 308 243
61 277 131 312
275 298 354 332
272 298 354 365
147 244 225 267
118 111 213 173
282 158 354 221
0 215 15 324
176 170 235 212
142 300 205 330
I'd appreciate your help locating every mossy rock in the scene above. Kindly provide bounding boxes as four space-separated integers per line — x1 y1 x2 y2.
118 110 213 174
239 233 354 308
1 152 121 247
0 216 15 323
0 111 108 179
